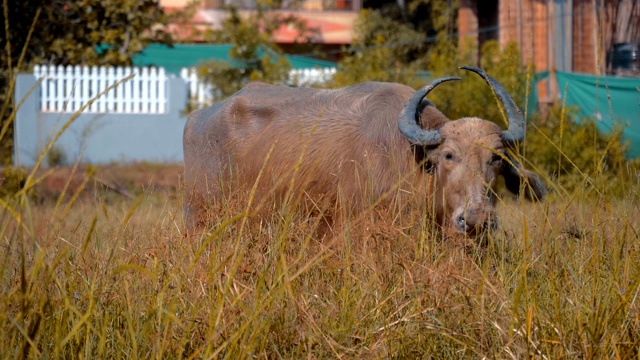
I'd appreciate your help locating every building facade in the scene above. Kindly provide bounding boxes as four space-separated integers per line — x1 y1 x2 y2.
159 0 360 55
458 0 639 98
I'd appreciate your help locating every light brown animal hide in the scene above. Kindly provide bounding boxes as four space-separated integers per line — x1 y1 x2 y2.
183 74 545 238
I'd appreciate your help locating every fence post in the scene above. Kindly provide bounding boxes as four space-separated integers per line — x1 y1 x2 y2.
127 66 134 113
189 69 198 103
73 65 81 112
40 66 55 111
158 67 166 114
98 66 107 112
34 65 44 112
150 67 158 114
140 67 149 113
90 66 98 112
65 65 74 111
55 65 63 112
107 66 116 112
116 66 124 112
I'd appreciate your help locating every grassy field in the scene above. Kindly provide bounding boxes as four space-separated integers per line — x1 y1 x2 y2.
1 161 639 359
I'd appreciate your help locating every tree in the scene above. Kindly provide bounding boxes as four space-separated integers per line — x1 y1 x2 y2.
331 9 425 87
363 0 457 36
0 0 174 164
332 0 458 87
196 5 316 102
425 39 532 123
1 0 173 67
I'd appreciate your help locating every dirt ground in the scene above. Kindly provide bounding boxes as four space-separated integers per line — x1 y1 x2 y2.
6 163 184 201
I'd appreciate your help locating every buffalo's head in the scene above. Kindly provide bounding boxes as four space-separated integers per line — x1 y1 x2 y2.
398 66 546 236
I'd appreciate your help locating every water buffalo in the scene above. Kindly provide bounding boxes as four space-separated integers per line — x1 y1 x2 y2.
183 66 546 236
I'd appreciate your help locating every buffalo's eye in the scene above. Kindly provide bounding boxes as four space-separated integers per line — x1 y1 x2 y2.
444 152 455 161
490 154 503 165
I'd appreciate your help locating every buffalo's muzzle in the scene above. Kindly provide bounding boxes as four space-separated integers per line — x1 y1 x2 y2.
453 208 498 235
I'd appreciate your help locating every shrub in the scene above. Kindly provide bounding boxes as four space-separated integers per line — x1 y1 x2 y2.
525 104 640 198
426 39 532 124
331 10 426 88
46 145 67 167
0 166 26 198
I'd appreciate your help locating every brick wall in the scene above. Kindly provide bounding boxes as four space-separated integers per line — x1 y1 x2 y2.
497 0 550 71
459 0 551 71
459 0 554 103
498 0 518 45
532 1 549 71
458 0 479 59
572 0 598 73
458 0 609 74
457 0 615 101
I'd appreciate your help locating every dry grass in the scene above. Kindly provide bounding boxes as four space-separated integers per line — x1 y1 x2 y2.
2 2 639 357
1 162 639 359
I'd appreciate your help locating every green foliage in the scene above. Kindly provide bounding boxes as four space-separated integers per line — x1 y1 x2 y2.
0 166 26 198
331 36 419 87
406 0 458 35
46 145 67 167
196 6 318 102
0 92 14 166
331 0 458 89
349 9 426 63
525 105 640 197
197 54 291 103
331 10 425 87
426 39 532 126
365 0 458 37
1 0 172 67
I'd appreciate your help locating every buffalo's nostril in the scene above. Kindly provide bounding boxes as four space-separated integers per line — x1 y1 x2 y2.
453 210 497 234
477 218 498 233
456 215 467 231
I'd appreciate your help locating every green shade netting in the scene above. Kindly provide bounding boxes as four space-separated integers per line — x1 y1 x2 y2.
556 71 640 158
132 43 335 74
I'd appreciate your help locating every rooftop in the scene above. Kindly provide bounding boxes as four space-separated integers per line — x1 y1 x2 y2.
161 0 358 44
132 43 336 74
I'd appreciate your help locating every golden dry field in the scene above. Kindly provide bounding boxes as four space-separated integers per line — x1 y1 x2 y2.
1 162 639 358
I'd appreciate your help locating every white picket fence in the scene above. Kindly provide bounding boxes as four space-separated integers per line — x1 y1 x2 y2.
34 65 167 114
32 64 336 113
180 67 336 107
289 67 336 86
180 68 217 108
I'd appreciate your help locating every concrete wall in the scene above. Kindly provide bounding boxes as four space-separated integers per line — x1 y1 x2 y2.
13 74 189 168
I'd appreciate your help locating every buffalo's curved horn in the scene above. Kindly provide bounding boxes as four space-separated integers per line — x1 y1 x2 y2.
398 76 461 146
459 65 525 144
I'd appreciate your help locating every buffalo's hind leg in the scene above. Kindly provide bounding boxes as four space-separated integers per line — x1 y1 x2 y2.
183 182 210 237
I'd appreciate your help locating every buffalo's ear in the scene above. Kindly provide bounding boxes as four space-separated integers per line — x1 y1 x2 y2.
417 99 449 130
502 160 546 201
412 99 448 173
412 144 437 172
